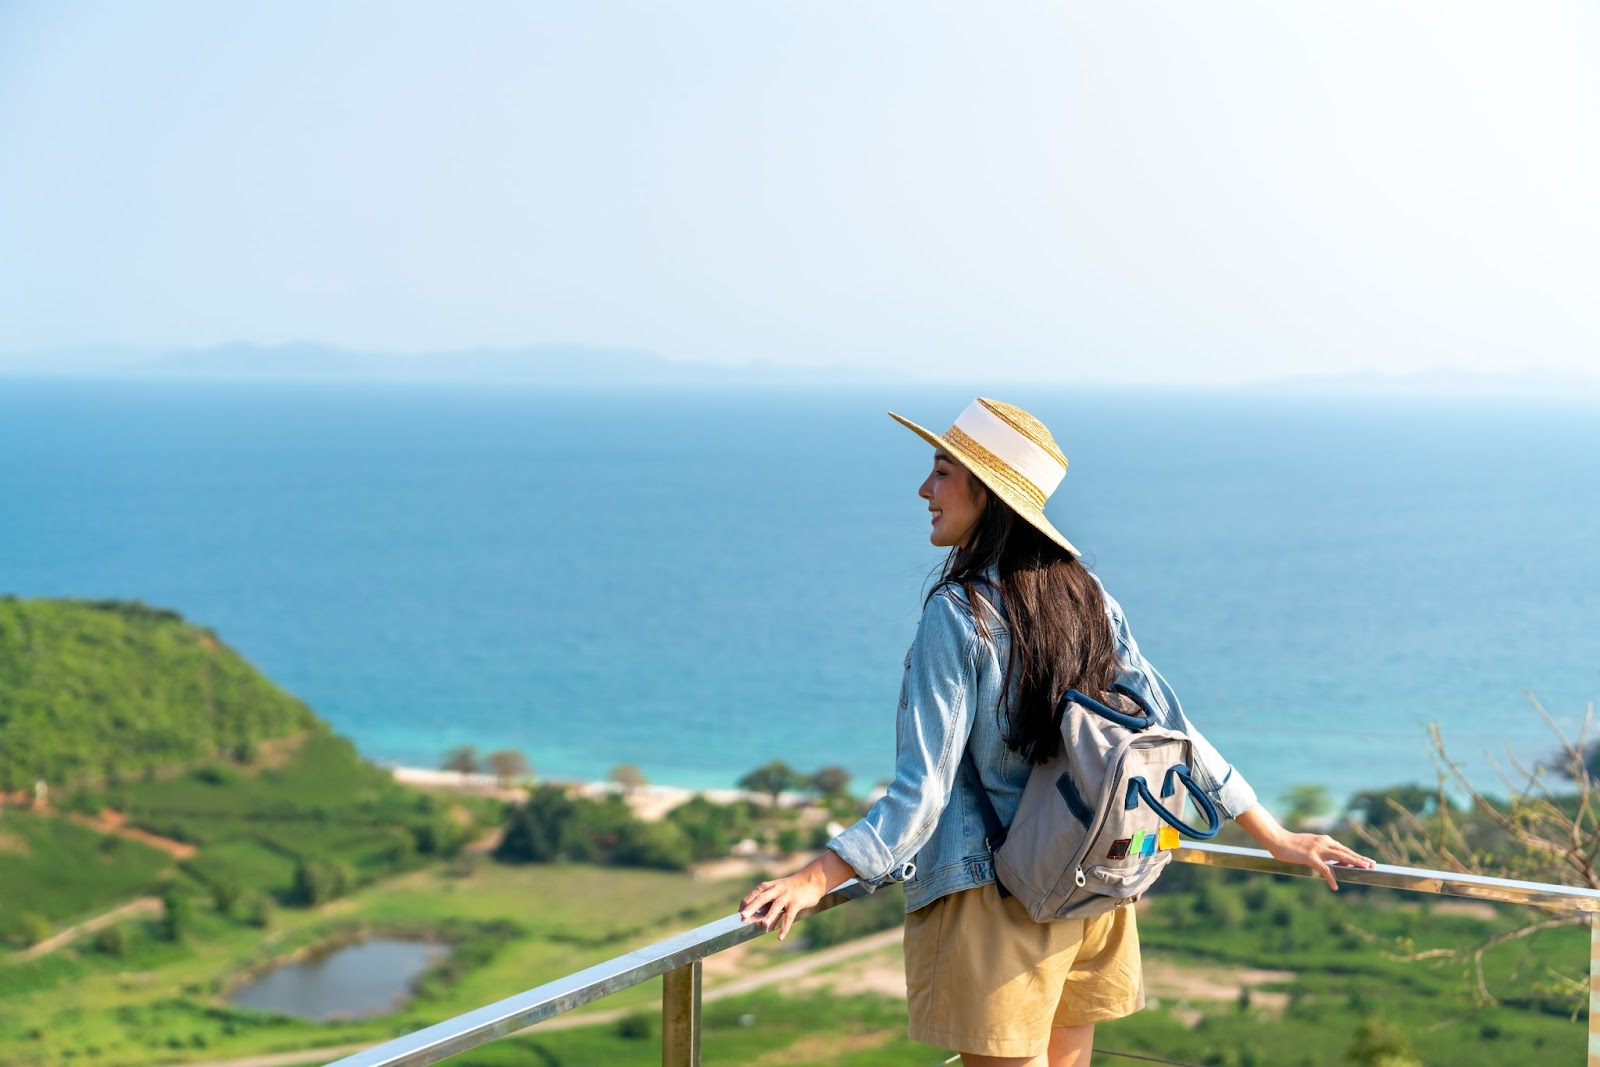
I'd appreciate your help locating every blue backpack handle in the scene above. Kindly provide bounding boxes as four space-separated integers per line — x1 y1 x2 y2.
1063 682 1156 731
1123 764 1222 840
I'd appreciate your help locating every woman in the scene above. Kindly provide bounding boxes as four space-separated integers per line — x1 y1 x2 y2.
739 398 1374 1067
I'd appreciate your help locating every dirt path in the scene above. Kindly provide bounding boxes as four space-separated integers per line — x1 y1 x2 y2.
67 808 197 859
15 896 163 961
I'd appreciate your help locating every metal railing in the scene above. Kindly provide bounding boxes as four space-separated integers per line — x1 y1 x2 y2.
324 844 1600 1067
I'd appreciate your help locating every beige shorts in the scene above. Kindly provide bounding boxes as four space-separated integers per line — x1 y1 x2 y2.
903 882 1144 1058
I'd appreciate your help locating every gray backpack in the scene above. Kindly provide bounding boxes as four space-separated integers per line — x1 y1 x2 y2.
965 683 1221 922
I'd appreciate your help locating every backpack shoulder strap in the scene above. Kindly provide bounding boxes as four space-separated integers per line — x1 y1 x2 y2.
960 746 1013 898
961 746 1009 850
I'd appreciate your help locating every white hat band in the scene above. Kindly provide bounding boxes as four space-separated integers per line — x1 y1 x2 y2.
950 400 1067 502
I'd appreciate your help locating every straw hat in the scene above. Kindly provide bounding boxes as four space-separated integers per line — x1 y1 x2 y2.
889 398 1080 558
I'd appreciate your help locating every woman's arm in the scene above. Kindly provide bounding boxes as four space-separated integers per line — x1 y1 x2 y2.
1233 804 1375 890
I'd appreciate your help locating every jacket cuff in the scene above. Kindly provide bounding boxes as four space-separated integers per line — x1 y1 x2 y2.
1209 767 1259 822
827 822 915 891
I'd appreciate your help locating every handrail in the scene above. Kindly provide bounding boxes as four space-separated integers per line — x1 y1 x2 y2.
1175 841 1600 912
323 844 1600 1067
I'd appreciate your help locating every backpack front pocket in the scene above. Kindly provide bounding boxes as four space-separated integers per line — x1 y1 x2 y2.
1049 858 1169 919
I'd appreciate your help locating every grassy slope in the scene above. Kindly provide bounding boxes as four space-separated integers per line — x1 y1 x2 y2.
0 811 174 931
0 597 319 791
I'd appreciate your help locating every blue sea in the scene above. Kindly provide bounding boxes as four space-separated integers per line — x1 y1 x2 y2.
1 380 1596 810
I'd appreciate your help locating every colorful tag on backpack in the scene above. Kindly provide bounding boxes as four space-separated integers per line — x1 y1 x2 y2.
1157 825 1180 851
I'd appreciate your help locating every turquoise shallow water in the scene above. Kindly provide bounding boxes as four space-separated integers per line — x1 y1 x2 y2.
1 380 1596 809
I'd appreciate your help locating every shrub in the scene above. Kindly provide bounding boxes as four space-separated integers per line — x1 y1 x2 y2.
160 888 192 942
242 894 274 928
208 874 244 917
804 883 905 948
289 859 352 907
94 923 130 957
612 820 692 871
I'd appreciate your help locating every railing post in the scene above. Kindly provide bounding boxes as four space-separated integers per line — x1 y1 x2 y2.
1590 915 1599 1067
662 959 702 1067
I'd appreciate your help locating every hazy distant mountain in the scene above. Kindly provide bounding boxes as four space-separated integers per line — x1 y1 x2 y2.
1247 367 1600 397
0 342 892 385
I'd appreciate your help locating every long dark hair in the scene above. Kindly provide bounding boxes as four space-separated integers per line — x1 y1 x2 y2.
931 490 1120 765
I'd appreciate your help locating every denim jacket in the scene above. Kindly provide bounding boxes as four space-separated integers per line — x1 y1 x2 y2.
827 572 1259 913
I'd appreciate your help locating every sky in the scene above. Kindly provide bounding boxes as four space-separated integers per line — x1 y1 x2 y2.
1 2 1597 384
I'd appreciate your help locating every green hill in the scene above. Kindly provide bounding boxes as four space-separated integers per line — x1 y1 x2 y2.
0 597 490 949
0 597 319 791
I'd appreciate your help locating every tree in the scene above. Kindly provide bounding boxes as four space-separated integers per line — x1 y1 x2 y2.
495 785 577 863
160 887 191 942
738 760 805 806
1355 705 1599 1009
1551 737 1600 782
484 748 531 787
612 820 692 870
666 794 751 861
610 764 647 795
441 745 481 775
1278 783 1332 830
1346 1018 1421 1067
208 873 244 917
94 923 130 957
290 859 352 907
809 765 853 799
1346 784 1442 831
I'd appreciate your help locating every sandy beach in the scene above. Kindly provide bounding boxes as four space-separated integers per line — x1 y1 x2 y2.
386 764 818 822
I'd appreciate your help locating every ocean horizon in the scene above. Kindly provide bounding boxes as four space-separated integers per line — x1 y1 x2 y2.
2 379 1596 812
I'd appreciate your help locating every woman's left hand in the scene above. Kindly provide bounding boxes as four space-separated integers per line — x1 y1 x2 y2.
740 863 830 941
1233 805 1375 891
1265 832 1375 891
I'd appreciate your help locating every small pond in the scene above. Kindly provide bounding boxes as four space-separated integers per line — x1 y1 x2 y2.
227 938 451 1021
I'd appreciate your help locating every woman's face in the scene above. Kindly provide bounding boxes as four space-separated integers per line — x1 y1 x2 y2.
919 448 987 548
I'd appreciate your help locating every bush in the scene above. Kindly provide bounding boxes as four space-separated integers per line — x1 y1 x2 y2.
242 894 274 928
413 816 465 857
615 1012 656 1040
289 859 352 907
666 794 756 861
613 820 692 871
159 888 192 942
497 786 695 870
804 883 905 948
15 913 53 948
208 874 244 917
94 923 130 957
